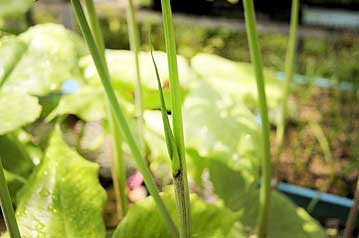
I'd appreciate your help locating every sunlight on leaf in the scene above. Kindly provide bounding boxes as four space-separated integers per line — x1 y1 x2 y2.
2 127 107 238
0 0 34 18
191 53 282 109
1 24 84 96
113 192 239 238
0 92 41 135
183 81 261 170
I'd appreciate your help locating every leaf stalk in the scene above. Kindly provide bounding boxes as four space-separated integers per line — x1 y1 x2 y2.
84 0 128 218
242 1 272 237
71 1 178 236
0 158 21 238
127 0 145 152
159 1 192 237
276 0 300 159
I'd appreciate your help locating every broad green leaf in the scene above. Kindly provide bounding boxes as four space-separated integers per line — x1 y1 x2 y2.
47 86 106 121
0 36 27 86
0 0 34 18
183 81 260 172
47 86 134 122
81 50 191 90
209 159 326 238
113 192 240 238
0 92 41 135
191 53 282 109
208 159 257 211
80 50 191 109
2 24 85 96
4 127 107 238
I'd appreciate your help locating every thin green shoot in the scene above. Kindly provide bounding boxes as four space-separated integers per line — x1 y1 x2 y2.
0 158 21 238
307 122 336 212
84 0 128 218
107 106 128 218
71 1 178 236
159 0 191 237
127 0 145 153
242 1 271 238
150 45 180 176
276 0 300 159
84 0 105 52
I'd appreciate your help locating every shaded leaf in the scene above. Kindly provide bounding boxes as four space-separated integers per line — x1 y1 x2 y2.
209 159 326 238
0 135 34 181
3 169 26 203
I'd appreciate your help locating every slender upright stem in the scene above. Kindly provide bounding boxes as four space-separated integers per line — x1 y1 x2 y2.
127 0 145 152
0 159 21 238
108 109 128 218
84 0 105 51
84 0 128 218
276 0 300 159
344 176 359 238
160 1 191 238
242 1 271 237
71 1 178 236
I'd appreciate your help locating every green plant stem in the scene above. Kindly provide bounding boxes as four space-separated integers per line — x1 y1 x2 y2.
84 0 128 218
84 0 105 51
71 1 178 236
276 0 300 158
127 0 145 152
306 122 335 212
344 176 359 238
242 1 271 238
160 1 191 238
108 109 128 218
0 158 21 238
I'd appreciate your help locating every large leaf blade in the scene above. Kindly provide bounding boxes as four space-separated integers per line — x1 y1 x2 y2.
113 192 239 238
3 127 107 238
209 158 326 238
0 92 41 135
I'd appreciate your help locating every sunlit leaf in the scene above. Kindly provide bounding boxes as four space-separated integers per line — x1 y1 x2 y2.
47 85 135 122
1 24 85 96
0 92 41 135
0 0 34 18
183 81 261 174
0 36 27 86
113 192 239 238
80 50 191 109
191 53 282 109
2 127 107 238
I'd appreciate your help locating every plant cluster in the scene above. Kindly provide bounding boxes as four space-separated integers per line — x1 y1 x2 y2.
0 1 354 238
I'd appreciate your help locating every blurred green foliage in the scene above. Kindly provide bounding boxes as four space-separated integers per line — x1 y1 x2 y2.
97 16 359 85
